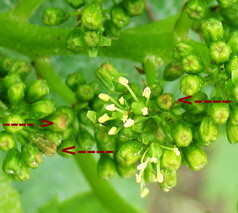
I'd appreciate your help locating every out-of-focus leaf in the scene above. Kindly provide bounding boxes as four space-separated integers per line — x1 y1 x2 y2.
36 195 58 213
0 173 23 213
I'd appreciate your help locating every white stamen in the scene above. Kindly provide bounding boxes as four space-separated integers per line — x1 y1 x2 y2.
119 96 125 105
142 87 151 99
141 107 148 116
121 113 128 123
119 77 129 86
140 187 149 198
137 160 149 171
149 157 158 163
124 119 135 128
108 127 117 135
98 93 110 102
106 104 116 111
157 172 164 183
98 114 110 123
136 174 142 183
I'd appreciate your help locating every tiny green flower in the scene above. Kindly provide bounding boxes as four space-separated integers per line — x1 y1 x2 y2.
163 61 184 81
228 31 238 53
116 163 136 178
207 102 230 124
182 55 204 74
57 138 76 157
122 0 145 16
111 5 130 29
226 118 238 144
183 144 208 170
104 20 121 39
8 82 25 105
10 60 31 77
172 123 193 147
209 41 231 64
82 3 103 30
3 73 22 88
66 72 86 90
21 144 43 169
116 140 143 166
0 57 14 74
146 143 163 162
180 74 203 96
2 149 30 181
43 8 69 26
161 149 181 171
160 169 177 192
26 79 49 102
76 84 95 102
31 100 55 119
44 130 62 146
156 93 175 111
77 129 95 150
83 31 101 48
225 55 238 75
97 155 116 180
186 0 207 20
3 115 25 133
0 132 16 151
173 42 194 59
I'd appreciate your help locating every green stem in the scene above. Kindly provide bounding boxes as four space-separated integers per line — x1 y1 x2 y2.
33 57 76 104
34 57 140 213
11 0 45 20
75 155 140 213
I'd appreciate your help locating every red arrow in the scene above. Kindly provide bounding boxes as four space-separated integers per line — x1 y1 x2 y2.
41 120 54 127
62 146 76 155
178 96 192 105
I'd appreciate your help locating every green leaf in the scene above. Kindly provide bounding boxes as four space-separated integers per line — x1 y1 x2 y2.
0 173 23 213
36 195 59 213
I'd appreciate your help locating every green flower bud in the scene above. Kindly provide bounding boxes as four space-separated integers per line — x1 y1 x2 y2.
225 55 238 75
116 140 143 166
97 155 116 180
180 74 203 96
77 129 95 150
149 82 163 99
172 123 193 147
0 58 14 74
95 125 116 151
154 124 166 143
228 31 238 53
163 61 184 81
31 100 55 119
198 117 218 146
183 144 208 170
57 106 75 125
131 102 147 115
43 8 69 26
160 169 177 191
8 82 25 105
10 60 31 77
3 115 25 133
226 118 238 143
82 3 103 30
144 163 157 183
30 133 57 156
21 144 43 169
229 105 238 125
202 18 224 44
182 55 204 74
0 132 16 151
76 84 95 102
156 93 175 111
161 149 181 171
122 0 145 16
3 73 22 88
96 63 124 92
44 130 62 146
118 127 137 144
104 20 121 39
209 41 232 64
66 72 86 90
116 163 136 178
140 131 154 145
66 0 84 9
221 3 238 27
57 138 76 157
111 5 130 29
183 92 208 114
62 126 74 140
186 0 207 20
218 0 237 8
207 102 230 124
173 42 194 59
26 79 49 102
83 31 101 47
2 149 30 181
146 143 163 161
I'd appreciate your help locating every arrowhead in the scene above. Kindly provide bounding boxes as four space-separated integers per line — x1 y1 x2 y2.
41 120 54 127
62 146 76 155
178 96 192 105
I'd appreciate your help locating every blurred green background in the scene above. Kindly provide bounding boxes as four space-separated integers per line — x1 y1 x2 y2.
0 0 238 213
